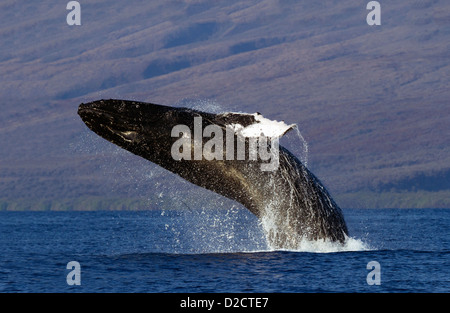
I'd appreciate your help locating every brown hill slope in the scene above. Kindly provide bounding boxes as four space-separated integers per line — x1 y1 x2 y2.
0 0 449 209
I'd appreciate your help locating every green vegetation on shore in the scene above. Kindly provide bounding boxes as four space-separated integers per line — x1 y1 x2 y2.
0 197 153 211
1 190 449 211
336 191 450 209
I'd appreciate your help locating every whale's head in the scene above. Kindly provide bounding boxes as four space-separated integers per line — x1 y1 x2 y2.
78 99 295 166
78 99 203 160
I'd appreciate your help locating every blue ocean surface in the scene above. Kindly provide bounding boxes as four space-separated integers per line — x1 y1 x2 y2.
0 208 448 293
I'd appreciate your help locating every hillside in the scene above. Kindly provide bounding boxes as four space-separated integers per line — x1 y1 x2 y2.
0 0 449 210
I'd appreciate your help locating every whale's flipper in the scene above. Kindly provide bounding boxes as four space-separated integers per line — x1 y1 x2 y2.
78 99 348 249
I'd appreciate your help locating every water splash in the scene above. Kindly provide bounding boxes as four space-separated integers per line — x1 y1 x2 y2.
255 127 367 252
160 205 268 254
174 98 226 114
160 204 371 253
256 181 371 253
158 189 372 254
293 125 309 168
281 124 309 168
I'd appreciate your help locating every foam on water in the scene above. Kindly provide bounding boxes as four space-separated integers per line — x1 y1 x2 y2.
278 236 372 253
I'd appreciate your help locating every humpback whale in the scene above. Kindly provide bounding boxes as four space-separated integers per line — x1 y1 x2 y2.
78 99 348 249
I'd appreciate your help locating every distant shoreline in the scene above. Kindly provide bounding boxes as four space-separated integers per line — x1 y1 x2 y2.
1 191 449 211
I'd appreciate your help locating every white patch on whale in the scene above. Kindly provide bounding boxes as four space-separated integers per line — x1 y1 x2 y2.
227 113 295 138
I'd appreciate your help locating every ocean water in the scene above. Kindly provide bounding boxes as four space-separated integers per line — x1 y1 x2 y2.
0 208 448 293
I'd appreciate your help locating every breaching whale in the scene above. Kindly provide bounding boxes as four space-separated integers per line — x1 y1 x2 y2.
78 99 348 249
